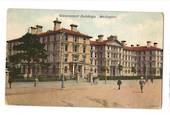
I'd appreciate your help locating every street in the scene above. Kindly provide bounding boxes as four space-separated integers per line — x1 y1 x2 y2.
5 79 162 108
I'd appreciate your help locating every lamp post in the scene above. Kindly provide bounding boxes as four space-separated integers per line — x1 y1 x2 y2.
90 69 93 85
60 32 65 89
75 62 78 83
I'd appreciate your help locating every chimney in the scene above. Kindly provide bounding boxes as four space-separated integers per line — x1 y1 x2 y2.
53 18 61 31
131 45 134 47
136 44 140 47
121 40 126 46
154 42 158 48
36 25 43 34
147 41 151 47
70 24 78 31
30 26 37 34
107 35 117 41
97 35 104 41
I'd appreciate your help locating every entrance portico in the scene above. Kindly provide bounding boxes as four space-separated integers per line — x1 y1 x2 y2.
68 61 89 81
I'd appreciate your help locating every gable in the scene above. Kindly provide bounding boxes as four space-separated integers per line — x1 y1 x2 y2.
106 40 122 47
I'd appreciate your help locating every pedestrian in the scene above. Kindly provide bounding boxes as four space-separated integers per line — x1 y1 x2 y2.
92 77 95 84
117 79 122 90
8 76 12 89
34 77 39 87
139 76 145 93
150 76 154 83
94 77 98 84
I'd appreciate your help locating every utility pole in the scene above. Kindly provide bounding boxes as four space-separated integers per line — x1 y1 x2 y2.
60 32 65 89
76 62 79 83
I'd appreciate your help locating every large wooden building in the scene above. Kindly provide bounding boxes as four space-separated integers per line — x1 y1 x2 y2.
7 18 163 80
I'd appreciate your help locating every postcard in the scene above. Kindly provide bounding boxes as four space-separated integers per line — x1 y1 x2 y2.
6 9 163 108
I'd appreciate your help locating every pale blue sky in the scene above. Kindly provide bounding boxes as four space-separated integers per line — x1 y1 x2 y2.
7 9 163 48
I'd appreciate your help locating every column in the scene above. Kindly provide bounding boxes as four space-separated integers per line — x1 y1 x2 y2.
82 65 84 78
73 64 74 76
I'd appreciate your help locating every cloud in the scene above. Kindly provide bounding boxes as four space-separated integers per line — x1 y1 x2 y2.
118 18 163 47
7 9 163 48
7 20 29 40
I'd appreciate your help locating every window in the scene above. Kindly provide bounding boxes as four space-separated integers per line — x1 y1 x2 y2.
73 36 78 42
83 46 86 53
50 35 54 42
54 35 57 41
128 70 130 73
108 46 110 50
78 66 81 72
108 52 110 58
64 66 67 73
73 45 79 52
91 46 93 50
64 54 68 62
90 52 93 58
83 38 86 43
43 37 46 43
90 59 93 64
90 68 93 72
64 34 68 41
40 37 43 43
107 69 109 73
53 65 56 73
107 60 110 66
65 44 68 51
53 43 56 50
94 68 96 73
83 55 86 63
47 36 50 42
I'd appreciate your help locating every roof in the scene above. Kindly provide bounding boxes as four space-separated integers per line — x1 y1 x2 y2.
90 40 110 46
123 46 163 51
38 28 92 38
90 40 163 51
7 38 20 43
90 39 122 46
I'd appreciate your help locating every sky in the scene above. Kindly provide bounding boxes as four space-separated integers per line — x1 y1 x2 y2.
7 9 163 48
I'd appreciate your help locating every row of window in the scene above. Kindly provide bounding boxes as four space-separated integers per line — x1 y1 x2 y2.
44 43 87 53
40 35 87 43
48 54 87 63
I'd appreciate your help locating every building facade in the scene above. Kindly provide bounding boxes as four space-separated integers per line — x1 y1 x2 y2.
90 35 163 77
7 18 92 80
7 18 163 80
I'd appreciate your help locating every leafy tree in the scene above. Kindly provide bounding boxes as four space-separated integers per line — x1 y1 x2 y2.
160 67 162 78
8 33 50 79
6 58 21 80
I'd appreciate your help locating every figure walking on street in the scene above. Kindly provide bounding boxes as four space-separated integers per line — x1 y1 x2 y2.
150 76 154 83
117 79 122 90
34 77 39 87
139 76 145 93
8 76 12 89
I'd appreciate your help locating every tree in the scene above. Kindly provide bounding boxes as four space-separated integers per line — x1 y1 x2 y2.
8 33 50 80
6 56 22 80
160 67 162 78
131 66 136 77
118 64 123 76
